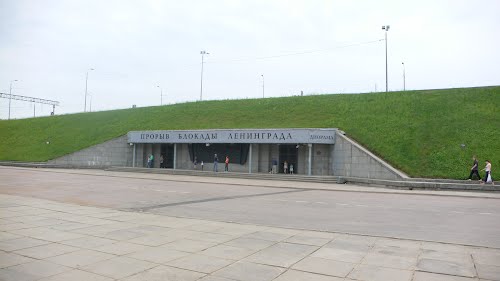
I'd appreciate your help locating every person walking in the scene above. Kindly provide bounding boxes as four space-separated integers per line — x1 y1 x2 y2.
290 164 294 174
284 160 288 174
468 156 480 180
194 156 198 170
213 154 219 172
159 155 164 168
480 160 494 184
225 156 229 172
201 161 204 171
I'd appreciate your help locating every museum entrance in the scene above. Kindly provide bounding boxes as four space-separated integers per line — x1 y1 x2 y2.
279 144 298 174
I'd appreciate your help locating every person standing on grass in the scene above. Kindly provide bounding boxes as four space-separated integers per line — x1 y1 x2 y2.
225 156 229 172
213 154 219 172
468 155 480 180
480 160 494 185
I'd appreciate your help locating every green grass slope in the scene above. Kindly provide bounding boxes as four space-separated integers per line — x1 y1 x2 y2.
1 86 499 179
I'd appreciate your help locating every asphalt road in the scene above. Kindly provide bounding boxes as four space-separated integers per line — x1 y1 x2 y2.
1 167 500 248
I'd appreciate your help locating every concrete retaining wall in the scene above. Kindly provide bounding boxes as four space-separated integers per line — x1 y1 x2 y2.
48 135 133 168
332 133 408 180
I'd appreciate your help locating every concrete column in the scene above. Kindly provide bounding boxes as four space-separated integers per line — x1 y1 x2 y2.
132 144 136 167
173 143 177 169
249 144 253 174
308 143 312 176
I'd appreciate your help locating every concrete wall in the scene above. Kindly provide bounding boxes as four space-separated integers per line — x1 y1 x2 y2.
48 135 132 168
332 133 408 180
312 144 331 176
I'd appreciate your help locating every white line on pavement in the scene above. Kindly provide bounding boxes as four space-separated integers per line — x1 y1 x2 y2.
315 202 327 204
295 201 308 203
479 212 492 215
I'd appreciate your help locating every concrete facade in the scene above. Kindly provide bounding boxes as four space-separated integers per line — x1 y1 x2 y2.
48 129 407 180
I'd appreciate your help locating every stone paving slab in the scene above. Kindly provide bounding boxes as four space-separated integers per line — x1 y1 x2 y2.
165 253 234 273
243 242 318 267
1 193 500 281
274 269 344 281
37 269 114 281
291 256 354 277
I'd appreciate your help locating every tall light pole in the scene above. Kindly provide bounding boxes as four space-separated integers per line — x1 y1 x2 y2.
157 85 163 105
261 74 265 98
382 25 390 92
402 62 406 91
84 68 94 112
88 93 92 112
8 79 18 120
200 50 209 101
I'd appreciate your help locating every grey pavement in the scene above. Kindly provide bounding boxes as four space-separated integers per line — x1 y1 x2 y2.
0 194 499 281
1 167 500 248
5 166 500 199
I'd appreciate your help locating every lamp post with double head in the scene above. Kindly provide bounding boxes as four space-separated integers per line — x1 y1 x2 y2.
200 51 209 101
8 79 18 120
382 25 390 92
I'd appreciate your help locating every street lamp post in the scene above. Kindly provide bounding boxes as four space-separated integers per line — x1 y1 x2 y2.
8 79 18 120
261 74 265 98
402 62 406 91
382 25 390 92
84 68 94 112
157 85 163 105
200 51 209 101
88 93 93 112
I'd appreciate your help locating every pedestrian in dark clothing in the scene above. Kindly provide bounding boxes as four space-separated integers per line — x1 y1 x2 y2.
213 154 219 172
468 155 480 180
160 155 164 168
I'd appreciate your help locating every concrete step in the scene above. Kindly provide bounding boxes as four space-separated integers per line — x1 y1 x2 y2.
106 166 341 183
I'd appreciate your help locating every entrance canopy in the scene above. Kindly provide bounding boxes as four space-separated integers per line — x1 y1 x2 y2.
128 128 336 144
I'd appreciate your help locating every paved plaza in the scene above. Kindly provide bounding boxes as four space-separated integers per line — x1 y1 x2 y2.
0 194 499 281
1 167 500 280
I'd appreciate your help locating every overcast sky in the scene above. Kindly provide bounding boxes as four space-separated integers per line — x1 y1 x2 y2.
1 0 499 119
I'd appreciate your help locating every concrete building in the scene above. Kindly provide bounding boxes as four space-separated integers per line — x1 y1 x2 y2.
48 128 407 180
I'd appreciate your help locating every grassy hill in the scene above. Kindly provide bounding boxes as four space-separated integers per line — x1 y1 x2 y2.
1 86 499 179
